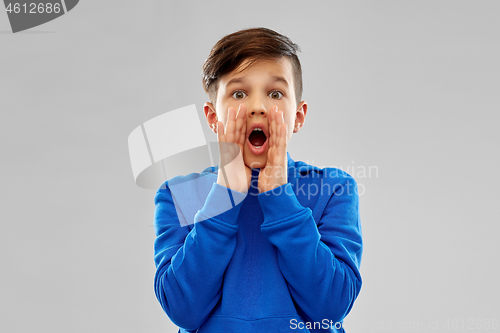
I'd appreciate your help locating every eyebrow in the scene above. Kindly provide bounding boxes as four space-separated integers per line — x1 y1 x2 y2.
226 75 290 87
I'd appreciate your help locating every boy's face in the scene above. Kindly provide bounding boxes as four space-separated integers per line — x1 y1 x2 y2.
204 57 307 169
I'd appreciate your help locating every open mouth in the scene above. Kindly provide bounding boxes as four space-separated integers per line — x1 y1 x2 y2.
248 127 267 149
247 124 268 155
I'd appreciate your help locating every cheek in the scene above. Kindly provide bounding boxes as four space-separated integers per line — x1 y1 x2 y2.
216 108 228 125
278 101 294 122
218 102 242 125
283 113 294 128
285 114 296 138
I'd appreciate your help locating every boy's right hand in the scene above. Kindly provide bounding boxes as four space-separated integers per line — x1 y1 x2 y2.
216 104 251 194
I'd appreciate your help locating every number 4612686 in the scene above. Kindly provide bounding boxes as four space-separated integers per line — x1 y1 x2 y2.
5 3 61 14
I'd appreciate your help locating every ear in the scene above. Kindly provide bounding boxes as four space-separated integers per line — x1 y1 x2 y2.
293 101 308 133
203 102 218 133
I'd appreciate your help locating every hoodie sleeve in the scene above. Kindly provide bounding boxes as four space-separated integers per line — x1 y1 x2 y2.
258 174 363 324
153 181 246 330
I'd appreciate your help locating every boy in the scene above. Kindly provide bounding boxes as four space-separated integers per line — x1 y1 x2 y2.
153 27 363 333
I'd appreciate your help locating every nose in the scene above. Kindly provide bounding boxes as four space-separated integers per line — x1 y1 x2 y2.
247 96 268 118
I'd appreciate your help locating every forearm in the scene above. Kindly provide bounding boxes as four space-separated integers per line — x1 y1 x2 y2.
154 183 245 329
155 219 238 328
258 183 362 323
261 210 360 322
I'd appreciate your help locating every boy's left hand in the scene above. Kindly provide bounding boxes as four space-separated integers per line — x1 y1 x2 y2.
258 106 288 193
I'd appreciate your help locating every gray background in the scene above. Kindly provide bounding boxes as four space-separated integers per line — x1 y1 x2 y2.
1 1 499 332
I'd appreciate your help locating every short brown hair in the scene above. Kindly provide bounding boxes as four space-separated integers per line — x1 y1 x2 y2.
202 27 303 109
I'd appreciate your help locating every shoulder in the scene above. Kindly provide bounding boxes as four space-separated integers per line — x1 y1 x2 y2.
154 166 217 207
156 165 217 193
289 159 357 187
287 158 359 223
154 166 218 227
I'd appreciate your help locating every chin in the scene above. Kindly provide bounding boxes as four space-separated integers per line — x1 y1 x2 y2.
243 145 268 169
244 155 267 169
244 160 263 169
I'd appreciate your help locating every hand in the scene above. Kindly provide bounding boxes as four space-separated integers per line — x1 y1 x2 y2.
216 104 252 193
258 106 288 193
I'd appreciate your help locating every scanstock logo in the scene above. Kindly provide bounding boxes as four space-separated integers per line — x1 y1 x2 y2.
3 0 79 33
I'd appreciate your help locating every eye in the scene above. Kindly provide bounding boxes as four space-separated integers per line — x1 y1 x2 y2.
269 90 284 99
231 91 247 99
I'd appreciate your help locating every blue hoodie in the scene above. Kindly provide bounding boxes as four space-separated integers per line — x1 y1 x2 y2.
153 153 363 332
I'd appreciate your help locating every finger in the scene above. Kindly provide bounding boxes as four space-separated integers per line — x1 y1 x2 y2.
279 110 286 148
277 119 281 142
278 110 284 146
217 121 225 142
235 104 247 147
268 106 274 148
279 123 287 148
226 106 235 142
271 106 278 148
